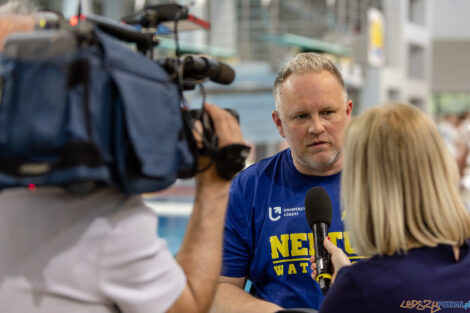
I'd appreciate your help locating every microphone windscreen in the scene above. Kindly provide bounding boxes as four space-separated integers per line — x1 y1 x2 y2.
214 61 235 85
305 187 332 228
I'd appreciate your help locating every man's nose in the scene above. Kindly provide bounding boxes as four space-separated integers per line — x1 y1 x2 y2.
308 116 325 135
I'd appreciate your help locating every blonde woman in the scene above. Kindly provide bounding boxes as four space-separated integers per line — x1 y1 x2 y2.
311 103 470 312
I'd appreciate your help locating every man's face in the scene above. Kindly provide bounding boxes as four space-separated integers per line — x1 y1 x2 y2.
272 70 352 176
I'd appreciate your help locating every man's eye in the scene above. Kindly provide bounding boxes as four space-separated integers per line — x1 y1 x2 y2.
294 114 308 119
322 111 334 115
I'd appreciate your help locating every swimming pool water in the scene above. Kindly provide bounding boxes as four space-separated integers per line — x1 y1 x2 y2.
157 215 190 256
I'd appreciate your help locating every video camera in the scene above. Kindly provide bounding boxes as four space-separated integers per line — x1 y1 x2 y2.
0 3 250 194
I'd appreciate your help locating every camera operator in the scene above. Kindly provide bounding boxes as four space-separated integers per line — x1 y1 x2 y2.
0 2 246 313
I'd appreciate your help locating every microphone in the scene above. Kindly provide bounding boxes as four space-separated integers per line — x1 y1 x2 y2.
305 187 332 295
181 55 235 85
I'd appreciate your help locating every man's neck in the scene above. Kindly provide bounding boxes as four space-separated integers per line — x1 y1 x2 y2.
291 153 342 177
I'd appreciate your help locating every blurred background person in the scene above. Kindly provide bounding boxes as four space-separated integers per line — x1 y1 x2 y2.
437 113 459 158
437 112 466 177
457 111 470 198
311 102 470 313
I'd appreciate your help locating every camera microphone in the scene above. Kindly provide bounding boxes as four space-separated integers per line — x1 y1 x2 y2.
157 55 235 87
181 55 235 85
305 187 332 295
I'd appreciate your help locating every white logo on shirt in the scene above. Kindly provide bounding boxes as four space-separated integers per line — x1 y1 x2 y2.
269 206 282 221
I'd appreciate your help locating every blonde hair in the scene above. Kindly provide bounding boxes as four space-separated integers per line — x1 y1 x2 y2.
273 52 347 110
342 102 470 257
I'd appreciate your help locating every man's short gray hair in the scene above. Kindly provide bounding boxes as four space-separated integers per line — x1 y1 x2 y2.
273 52 348 110
0 0 36 16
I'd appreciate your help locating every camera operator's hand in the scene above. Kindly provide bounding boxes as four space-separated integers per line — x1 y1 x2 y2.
168 103 246 313
196 103 247 182
204 103 244 148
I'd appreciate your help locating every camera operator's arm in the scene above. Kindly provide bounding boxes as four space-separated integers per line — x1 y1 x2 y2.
210 276 283 313
168 103 244 313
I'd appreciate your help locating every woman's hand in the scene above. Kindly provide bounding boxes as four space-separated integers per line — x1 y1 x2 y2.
310 237 352 284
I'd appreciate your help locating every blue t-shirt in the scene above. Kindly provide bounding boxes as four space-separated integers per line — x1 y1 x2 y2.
320 241 470 313
222 149 359 309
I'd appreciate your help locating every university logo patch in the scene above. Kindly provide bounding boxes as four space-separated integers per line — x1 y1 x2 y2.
269 206 282 221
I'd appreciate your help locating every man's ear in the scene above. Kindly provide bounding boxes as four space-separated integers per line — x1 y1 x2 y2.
272 110 286 138
346 100 353 120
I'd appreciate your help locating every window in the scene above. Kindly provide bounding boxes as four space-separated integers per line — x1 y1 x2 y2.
388 89 400 102
408 43 425 80
409 0 425 25
409 97 424 110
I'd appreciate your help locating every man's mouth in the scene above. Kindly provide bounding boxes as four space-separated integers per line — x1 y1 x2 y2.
308 141 328 147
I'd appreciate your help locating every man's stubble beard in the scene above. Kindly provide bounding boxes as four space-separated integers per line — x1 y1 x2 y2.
295 146 341 172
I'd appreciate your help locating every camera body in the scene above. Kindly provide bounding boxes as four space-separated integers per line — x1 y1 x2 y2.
3 29 77 61
0 24 190 193
0 11 249 193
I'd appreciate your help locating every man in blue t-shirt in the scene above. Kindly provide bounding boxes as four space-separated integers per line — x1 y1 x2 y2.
210 53 356 312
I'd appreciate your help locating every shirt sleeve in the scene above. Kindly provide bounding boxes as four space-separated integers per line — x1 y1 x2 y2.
221 174 253 278
319 265 372 313
99 204 186 313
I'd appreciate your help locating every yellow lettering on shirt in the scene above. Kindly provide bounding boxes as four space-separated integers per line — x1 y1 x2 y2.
273 265 284 276
288 263 297 274
328 232 343 246
270 234 290 259
343 231 357 255
299 262 309 273
290 233 308 256
308 233 315 256
269 231 362 277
